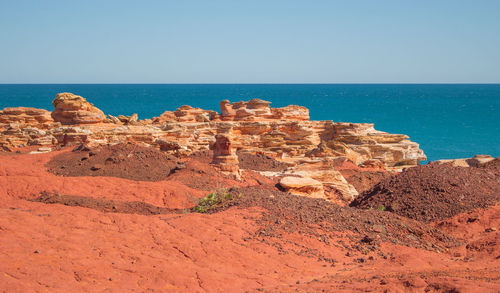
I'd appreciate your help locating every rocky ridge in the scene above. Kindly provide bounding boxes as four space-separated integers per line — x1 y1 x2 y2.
0 92 427 201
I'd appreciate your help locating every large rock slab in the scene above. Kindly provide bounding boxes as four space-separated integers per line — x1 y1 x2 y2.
279 176 325 198
51 93 105 125
286 159 359 202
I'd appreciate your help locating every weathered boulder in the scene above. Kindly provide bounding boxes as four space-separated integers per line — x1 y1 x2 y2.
279 176 325 198
107 115 121 124
112 113 139 125
51 93 105 124
152 111 175 123
285 159 359 202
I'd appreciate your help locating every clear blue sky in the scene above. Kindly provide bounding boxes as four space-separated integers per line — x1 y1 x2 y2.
1 0 499 83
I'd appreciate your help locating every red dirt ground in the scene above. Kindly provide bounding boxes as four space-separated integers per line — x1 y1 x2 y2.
0 148 499 292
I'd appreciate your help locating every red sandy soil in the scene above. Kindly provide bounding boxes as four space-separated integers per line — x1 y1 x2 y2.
0 147 499 292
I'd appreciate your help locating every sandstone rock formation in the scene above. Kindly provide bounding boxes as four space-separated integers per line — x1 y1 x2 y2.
211 128 240 179
279 176 324 198
220 99 272 121
153 106 219 123
285 159 359 202
107 114 121 124
0 93 428 201
51 92 105 124
271 105 310 121
0 107 58 148
0 107 53 126
220 99 309 121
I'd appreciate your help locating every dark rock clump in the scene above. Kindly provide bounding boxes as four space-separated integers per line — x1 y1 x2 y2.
350 163 500 222
46 143 180 182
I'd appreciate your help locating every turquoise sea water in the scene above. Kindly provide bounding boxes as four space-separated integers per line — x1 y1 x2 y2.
0 84 499 162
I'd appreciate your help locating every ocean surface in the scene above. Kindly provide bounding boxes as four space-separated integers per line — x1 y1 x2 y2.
0 84 499 162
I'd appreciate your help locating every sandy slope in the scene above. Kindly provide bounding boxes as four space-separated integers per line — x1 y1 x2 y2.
0 150 498 292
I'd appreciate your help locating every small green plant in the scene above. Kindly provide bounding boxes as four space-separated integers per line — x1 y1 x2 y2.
377 205 386 211
192 189 241 213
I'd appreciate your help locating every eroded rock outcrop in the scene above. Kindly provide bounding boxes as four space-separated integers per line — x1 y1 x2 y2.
211 128 240 179
313 122 425 168
0 93 428 202
0 107 58 148
0 107 53 126
279 176 324 199
153 106 219 123
220 99 309 121
51 93 105 124
284 159 359 202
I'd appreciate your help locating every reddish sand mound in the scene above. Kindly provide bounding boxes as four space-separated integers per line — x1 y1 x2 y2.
0 148 206 209
46 143 181 181
2 151 500 291
351 163 500 222
237 151 288 172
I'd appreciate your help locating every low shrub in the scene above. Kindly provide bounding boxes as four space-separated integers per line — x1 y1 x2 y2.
192 189 242 213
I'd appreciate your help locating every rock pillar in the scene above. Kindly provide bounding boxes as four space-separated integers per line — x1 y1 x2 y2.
211 126 241 179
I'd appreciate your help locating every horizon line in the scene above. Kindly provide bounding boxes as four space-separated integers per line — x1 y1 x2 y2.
1 82 499 85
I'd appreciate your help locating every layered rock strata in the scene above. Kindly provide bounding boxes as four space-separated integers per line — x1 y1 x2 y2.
279 176 325 199
211 127 241 179
51 92 105 124
154 106 219 123
0 93 427 201
220 99 310 121
283 160 359 202
0 107 59 149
